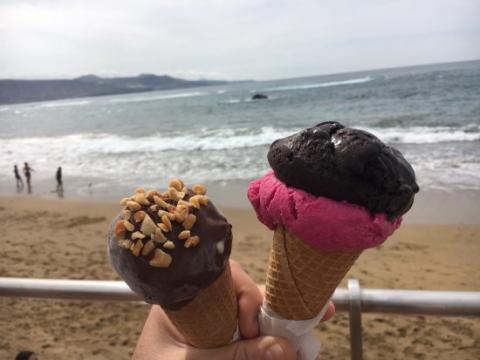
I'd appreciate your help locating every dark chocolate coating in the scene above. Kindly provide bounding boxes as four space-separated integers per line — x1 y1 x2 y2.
107 194 232 309
268 121 419 218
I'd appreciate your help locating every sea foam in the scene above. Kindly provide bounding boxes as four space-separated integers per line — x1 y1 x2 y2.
363 125 480 144
109 91 207 104
264 76 373 91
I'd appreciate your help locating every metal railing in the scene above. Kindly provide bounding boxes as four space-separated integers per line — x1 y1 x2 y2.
1 277 479 360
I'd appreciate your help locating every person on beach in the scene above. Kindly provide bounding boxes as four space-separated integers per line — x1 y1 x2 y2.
15 351 38 360
56 166 63 197
133 260 335 360
23 162 33 194
14 164 24 192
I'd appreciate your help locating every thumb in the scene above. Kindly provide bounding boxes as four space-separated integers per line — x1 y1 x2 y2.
209 335 296 360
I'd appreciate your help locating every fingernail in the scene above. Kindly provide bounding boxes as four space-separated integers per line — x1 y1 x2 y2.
265 343 284 360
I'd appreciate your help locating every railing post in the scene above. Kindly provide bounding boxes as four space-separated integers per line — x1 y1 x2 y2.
348 278 363 360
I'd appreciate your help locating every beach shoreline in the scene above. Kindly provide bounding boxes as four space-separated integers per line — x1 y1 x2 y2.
0 194 479 359
1 180 479 224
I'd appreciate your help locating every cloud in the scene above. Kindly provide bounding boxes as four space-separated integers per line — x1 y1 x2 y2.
0 0 479 79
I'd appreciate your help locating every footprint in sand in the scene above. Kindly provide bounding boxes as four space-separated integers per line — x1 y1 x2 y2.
54 216 107 228
245 235 261 242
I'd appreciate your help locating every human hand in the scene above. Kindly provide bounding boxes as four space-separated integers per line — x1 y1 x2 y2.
133 259 335 360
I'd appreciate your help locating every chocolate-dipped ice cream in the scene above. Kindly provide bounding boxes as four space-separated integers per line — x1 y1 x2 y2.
107 180 232 309
267 121 419 218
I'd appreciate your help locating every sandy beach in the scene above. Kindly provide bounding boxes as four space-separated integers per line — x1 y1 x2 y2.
0 194 479 359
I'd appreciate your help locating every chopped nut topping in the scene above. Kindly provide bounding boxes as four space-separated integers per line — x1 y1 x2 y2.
168 178 183 191
133 211 146 223
131 231 146 240
120 197 131 206
168 187 185 201
146 190 159 201
178 200 193 208
123 220 135 232
161 191 170 199
157 209 169 218
158 210 175 221
153 195 169 209
142 240 156 256
161 215 172 231
199 195 209 205
174 212 186 223
114 220 127 239
118 239 132 249
126 201 141 211
177 191 186 200
118 179 210 258
158 223 170 233
167 187 177 199
178 230 191 240
174 205 188 222
134 192 150 206
122 209 132 220
184 235 200 248
189 195 202 209
177 204 189 214
182 214 197 230
140 214 157 235
149 249 172 268
153 228 167 243
130 240 143 256
192 184 207 195
163 241 175 249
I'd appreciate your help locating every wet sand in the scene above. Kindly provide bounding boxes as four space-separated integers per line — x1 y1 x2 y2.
0 195 479 359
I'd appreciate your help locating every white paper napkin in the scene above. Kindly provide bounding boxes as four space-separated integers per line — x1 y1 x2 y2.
258 301 330 360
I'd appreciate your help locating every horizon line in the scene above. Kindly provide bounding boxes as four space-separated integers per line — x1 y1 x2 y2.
1 58 479 83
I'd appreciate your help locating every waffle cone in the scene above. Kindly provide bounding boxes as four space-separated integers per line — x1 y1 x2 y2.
164 265 238 348
266 226 361 320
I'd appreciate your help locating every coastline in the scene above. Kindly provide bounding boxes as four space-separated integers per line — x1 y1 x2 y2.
0 194 479 359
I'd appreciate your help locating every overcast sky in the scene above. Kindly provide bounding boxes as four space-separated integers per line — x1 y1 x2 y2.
1 0 479 80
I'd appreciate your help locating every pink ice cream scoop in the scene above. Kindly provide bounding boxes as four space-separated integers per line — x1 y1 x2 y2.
248 121 418 250
248 171 402 251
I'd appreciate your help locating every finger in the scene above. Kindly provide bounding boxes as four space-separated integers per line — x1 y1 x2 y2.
258 284 266 297
321 301 335 322
230 259 263 339
134 306 185 359
191 335 296 360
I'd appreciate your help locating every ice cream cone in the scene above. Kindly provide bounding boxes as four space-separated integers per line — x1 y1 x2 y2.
265 226 361 320
164 265 238 348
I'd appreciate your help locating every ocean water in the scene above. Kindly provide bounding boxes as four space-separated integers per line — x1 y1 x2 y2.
1 60 479 202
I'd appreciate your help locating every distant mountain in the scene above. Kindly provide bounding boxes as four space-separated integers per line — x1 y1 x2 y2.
0 74 229 105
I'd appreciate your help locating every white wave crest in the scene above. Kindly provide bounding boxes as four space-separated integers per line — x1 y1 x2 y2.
109 91 207 104
1 125 479 190
0 127 298 155
222 99 242 104
0 127 294 184
265 76 372 91
38 100 91 108
362 125 480 144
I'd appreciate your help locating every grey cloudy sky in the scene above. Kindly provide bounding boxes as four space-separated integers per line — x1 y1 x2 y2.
1 0 479 80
